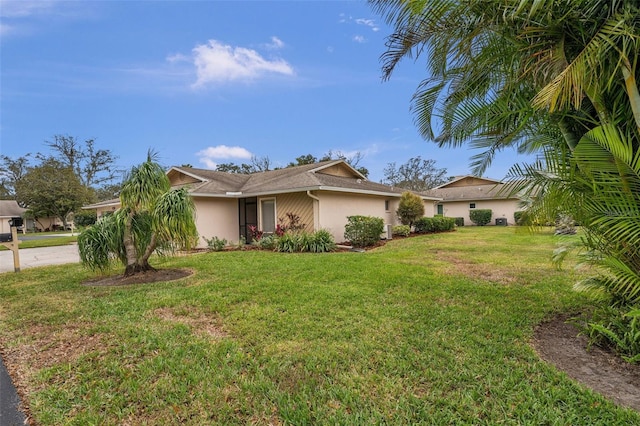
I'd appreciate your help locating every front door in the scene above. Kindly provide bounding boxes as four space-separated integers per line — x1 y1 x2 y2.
239 197 257 243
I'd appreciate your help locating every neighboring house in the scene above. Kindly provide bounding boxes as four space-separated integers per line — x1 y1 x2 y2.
429 175 524 226
0 200 26 233
83 198 121 218
85 160 442 246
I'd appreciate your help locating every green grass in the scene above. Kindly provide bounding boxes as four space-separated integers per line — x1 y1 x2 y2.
0 227 637 424
0 232 78 250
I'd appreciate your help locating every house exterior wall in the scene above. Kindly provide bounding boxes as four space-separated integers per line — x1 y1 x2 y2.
0 218 12 233
193 197 239 246
269 192 314 232
315 191 435 242
437 198 522 226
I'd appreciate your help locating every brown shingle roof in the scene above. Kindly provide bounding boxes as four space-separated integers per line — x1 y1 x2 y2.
172 160 441 200
0 200 27 217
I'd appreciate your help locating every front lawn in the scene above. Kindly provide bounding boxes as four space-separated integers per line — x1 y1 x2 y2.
0 227 637 424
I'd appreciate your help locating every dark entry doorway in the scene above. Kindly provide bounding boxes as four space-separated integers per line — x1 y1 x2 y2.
239 197 257 243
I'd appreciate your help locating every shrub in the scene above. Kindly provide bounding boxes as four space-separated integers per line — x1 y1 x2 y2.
396 191 425 226
584 306 640 363
306 229 336 253
248 225 263 241
256 234 278 250
344 215 385 248
414 216 456 233
514 211 526 225
203 236 227 251
278 212 306 234
469 209 492 226
275 230 336 253
392 225 411 237
454 217 464 227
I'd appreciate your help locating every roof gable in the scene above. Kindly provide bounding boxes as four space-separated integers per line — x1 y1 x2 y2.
434 175 502 189
172 160 440 200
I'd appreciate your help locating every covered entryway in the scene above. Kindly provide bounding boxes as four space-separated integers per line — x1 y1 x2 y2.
238 197 257 243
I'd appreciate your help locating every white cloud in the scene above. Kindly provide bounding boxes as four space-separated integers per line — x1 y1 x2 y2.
197 145 253 168
264 36 284 50
355 18 380 32
189 39 294 88
0 0 57 18
353 35 366 43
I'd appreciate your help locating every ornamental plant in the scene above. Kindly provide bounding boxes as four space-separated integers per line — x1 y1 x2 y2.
396 191 424 227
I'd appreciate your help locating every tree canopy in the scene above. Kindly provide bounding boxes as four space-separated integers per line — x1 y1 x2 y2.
15 158 91 229
382 156 447 190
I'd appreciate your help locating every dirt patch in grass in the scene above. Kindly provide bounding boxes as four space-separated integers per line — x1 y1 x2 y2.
434 251 517 284
82 268 193 286
153 307 229 339
533 315 640 412
0 322 111 425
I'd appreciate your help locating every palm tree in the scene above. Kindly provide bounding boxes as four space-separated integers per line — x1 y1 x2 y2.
370 0 640 305
78 151 197 276
369 0 639 173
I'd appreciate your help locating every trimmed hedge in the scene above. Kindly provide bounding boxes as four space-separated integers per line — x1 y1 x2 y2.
344 215 385 247
414 216 456 233
392 225 411 237
469 209 492 226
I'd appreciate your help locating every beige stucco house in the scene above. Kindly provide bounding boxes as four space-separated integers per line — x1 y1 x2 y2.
85 160 442 246
429 176 524 226
0 200 26 233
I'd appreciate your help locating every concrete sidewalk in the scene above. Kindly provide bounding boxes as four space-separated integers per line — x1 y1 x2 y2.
0 244 80 273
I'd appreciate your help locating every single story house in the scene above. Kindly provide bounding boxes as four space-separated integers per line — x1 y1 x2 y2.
428 175 524 225
84 160 442 246
0 200 26 233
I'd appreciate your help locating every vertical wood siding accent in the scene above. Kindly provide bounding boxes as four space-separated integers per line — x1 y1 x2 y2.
275 192 315 232
316 163 356 177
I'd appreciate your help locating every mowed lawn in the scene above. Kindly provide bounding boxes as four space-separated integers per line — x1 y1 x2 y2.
1 227 638 424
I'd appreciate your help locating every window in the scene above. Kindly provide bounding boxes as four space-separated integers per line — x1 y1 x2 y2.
260 198 276 233
437 204 444 215
469 203 476 209
385 200 390 211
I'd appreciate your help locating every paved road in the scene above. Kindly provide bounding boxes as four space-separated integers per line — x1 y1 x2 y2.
1 244 81 424
0 355 27 425
0 244 80 273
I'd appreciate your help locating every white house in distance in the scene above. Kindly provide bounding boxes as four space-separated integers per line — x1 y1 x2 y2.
428 176 524 226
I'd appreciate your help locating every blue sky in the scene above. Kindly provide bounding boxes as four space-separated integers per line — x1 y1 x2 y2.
1 0 531 183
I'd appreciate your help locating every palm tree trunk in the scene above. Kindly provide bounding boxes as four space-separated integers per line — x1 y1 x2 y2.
122 211 139 276
138 233 158 272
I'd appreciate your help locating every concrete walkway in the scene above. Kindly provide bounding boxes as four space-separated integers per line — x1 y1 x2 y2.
0 244 80 273
1 244 81 424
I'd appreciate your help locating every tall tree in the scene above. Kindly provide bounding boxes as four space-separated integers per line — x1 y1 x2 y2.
43 135 120 188
15 159 90 229
0 154 31 199
78 152 197 276
382 156 447 190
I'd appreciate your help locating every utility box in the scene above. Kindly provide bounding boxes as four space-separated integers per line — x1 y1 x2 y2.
495 218 508 226
0 233 13 242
